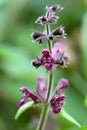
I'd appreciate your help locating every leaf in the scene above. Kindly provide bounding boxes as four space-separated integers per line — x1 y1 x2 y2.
15 101 34 120
59 109 81 128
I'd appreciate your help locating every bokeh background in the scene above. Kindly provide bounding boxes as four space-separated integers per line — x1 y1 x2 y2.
0 0 87 130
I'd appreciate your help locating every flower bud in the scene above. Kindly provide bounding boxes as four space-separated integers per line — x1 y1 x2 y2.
35 16 47 24
32 31 47 43
52 26 65 36
32 59 41 68
46 5 64 13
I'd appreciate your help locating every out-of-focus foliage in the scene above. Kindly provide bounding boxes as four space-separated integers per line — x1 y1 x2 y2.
0 0 87 130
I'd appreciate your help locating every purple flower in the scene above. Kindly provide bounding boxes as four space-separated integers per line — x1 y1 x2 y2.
32 49 54 70
50 94 65 114
41 49 54 70
50 78 69 114
35 16 47 24
36 5 62 25
17 76 47 107
55 78 69 94
52 43 70 68
45 5 63 24
36 13 59 25
46 5 64 13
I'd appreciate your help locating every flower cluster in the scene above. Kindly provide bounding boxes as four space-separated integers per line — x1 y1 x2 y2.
36 5 63 24
32 42 70 70
17 76 69 114
32 5 66 44
17 5 69 115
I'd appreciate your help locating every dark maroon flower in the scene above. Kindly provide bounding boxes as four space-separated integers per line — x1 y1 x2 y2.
32 58 41 68
50 94 65 114
32 49 54 70
17 76 47 107
51 26 66 38
32 31 47 43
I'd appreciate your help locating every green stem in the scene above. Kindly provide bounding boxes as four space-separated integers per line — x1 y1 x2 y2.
37 24 53 130
45 24 52 54
46 71 53 102
37 104 48 130
45 23 53 101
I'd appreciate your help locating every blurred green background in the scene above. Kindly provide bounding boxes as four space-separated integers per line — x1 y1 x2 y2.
0 0 87 130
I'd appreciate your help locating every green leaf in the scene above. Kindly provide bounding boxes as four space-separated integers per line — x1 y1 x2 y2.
60 109 81 128
15 101 34 120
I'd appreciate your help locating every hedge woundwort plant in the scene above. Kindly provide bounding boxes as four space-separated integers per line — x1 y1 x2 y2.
17 5 70 130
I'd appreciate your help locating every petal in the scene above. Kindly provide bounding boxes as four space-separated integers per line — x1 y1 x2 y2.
17 99 25 107
43 63 53 70
18 87 38 107
52 43 62 55
32 59 41 68
36 76 47 101
52 106 61 114
58 78 69 90
42 49 50 55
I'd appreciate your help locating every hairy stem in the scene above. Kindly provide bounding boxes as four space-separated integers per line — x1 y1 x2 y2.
37 24 53 130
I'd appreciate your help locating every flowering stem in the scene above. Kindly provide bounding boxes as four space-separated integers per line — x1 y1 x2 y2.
45 23 53 101
45 24 52 54
37 24 53 130
46 71 53 101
